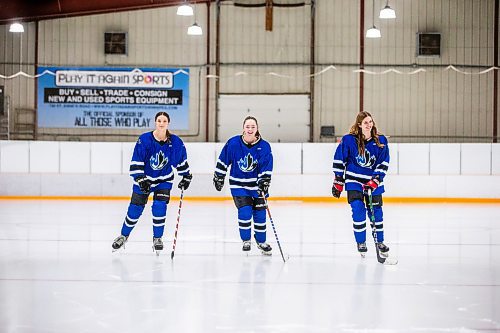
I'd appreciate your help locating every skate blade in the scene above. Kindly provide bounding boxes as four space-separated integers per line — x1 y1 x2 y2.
383 257 398 265
112 245 125 253
260 251 272 256
380 252 389 258
153 246 163 256
359 253 366 258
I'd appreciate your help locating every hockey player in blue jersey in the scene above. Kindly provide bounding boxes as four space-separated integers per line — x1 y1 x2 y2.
213 116 273 255
332 111 391 257
112 112 192 254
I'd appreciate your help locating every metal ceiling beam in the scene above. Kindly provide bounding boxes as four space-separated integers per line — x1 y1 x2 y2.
0 0 212 24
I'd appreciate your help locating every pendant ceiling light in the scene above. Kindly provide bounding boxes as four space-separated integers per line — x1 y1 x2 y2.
187 22 203 36
379 0 396 19
9 22 24 33
366 0 381 38
177 1 193 16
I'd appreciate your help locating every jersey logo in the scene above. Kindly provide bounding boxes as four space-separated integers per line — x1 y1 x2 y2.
150 151 168 170
238 153 258 172
356 150 376 168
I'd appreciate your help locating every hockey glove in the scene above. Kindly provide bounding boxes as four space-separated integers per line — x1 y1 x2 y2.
363 176 380 194
178 174 193 190
136 175 151 194
213 174 225 192
332 176 344 198
257 177 271 196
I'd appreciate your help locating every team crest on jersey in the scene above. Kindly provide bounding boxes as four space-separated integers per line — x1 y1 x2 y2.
356 149 376 168
150 151 168 170
238 153 258 172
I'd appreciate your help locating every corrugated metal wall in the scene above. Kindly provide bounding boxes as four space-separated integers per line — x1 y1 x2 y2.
0 0 498 142
217 3 310 94
36 6 208 141
317 0 496 143
0 22 36 139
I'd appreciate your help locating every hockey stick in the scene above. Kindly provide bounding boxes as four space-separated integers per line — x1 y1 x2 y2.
170 189 184 260
261 194 288 263
367 189 398 265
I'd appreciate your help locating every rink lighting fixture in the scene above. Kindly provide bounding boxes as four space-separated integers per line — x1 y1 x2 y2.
187 22 203 36
176 2 194 16
379 0 396 19
366 0 381 38
366 26 381 38
9 22 24 33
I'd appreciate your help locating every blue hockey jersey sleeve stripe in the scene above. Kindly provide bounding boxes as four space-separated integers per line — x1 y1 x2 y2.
129 165 144 171
176 160 188 169
130 161 144 166
215 168 227 175
258 171 272 178
216 162 228 172
375 165 389 172
177 162 190 173
216 159 228 168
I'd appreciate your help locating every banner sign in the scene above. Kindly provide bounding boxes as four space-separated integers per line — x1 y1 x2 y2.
37 67 189 130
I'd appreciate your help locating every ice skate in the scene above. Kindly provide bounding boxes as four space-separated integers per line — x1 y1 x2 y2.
153 237 164 256
256 241 272 256
112 235 128 252
377 242 389 257
357 242 367 258
242 240 251 255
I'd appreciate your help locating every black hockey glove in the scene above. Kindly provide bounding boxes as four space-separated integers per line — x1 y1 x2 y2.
332 175 344 198
257 177 271 196
213 174 225 192
178 174 193 190
136 175 151 194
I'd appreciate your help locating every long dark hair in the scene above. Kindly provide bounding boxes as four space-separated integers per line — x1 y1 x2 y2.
349 111 384 155
242 116 261 138
155 111 171 137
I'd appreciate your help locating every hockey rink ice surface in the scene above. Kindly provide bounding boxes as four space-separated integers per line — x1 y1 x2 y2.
0 199 499 333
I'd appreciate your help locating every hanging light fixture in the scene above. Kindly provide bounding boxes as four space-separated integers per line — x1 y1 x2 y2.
366 0 381 38
176 1 194 16
187 22 203 36
379 0 396 19
366 26 381 38
9 22 24 33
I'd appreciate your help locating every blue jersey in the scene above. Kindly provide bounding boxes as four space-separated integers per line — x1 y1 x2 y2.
215 135 273 197
332 134 389 195
129 132 190 191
